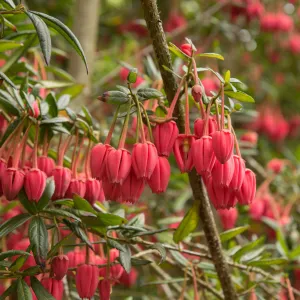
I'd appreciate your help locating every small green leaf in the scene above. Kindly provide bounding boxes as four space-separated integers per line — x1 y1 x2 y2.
73 194 96 214
43 208 81 222
107 239 126 252
137 88 163 101
173 202 200 243
0 250 31 261
45 66 75 82
17 279 32 300
3 0 16 8
26 12 51 65
36 177 55 211
224 70 230 83
0 72 17 89
40 117 69 125
30 11 88 73
0 96 20 116
162 65 182 79
276 229 289 257
149 243 166 265
289 245 300 260
0 213 32 238
97 213 127 226
39 80 73 89
28 217 48 267
45 92 58 117
47 233 73 258
57 94 71 110
0 40 23 52
119 244 131 274
81 106 93 126
246 258 288 267
31 277 55 300
168 42 189 61
197 53 224 60
232 237 265 262
130 258 152 266
224 91 255 103
220 226 249 243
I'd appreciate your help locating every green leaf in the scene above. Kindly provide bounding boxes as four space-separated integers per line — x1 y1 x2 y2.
31 276 55 300
168 42 189 61
119 244 131 274
43 208 81 222
45 66 75 82
45 92 58 117
97 213 127 226
0 96 20 116
81 106 93 126
3 0 16 8
0 213 31 238
100 91 129 105
36 177 55 211
17 279 32 300
0 40 23 52
41 117 69 125
18 189 38 215
47 233 73 258
0 250 31 261
137 88 163 101
224 91 255 103
173 202 200 243
162 65 182 79
149 243 166 265
57 94 70 110
224 70 230 84
246 258 288 267
26 11 51 65
28 217 48 266
276 229 289 257
107 239 126 252
30 11 88 73
289 245 300 260
51 124 70 135
197 53 224 60
220 226 249 243
73 194 96 214
0 35 36 73
39 80 73 89
130 258 152 266
232 237 265 262
0 280 17 300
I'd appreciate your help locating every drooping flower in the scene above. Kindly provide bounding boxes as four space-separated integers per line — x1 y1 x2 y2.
52 166 72 200
24 168 47 202
237 169 256 205
2 168 25 200
76 264 99 299
51 255 69 280
212 130 234 164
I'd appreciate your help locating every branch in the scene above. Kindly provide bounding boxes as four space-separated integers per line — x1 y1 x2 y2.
140 1 237 299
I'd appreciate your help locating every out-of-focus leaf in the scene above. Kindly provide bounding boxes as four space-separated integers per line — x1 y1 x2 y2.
220 226 249 243
45 92 58 117
224 91 254 103
119 244 131 273
41 117 69 125
149 243 166 265
31 277 55 300
0 280 17 300
168 42 189 61
232 237 265 261
246 258 288 267
197 53 224 60
0 96 20 116
17 279 32 300
39 80 73 89
0 40 23 52
45 66 75 82
173 202 200 243
0 250 31 261
137 88 163 101
57 94 70 110
0 213 32 238
81 106 93 126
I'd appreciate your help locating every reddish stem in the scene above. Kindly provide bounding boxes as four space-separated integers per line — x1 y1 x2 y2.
84 139 92 179
32 123 39 169
105 106 120 145
203 101 213 136
184 82 190 135
74 137 85 178
58 136 72 167
166 76 185 118
221 85 225 130
191 266 200 300
71 130 79 178
42 129 48 156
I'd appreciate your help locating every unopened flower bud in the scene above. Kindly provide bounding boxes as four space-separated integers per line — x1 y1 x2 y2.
76 264 99 299
2 168 25 200
180 43 192 56
51 255 69 280
212 130 234 164
24 168 47 202
191 85 202 103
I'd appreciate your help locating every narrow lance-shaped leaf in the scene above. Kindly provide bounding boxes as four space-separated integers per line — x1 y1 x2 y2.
30 11 88 73
31 277 55 300
17 279 32 300
26 11 51 65
0 213 32 238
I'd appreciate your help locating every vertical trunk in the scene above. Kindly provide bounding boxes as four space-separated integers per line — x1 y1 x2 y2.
69 0 100 103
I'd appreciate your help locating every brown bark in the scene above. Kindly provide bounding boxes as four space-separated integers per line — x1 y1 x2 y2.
140 0 238 299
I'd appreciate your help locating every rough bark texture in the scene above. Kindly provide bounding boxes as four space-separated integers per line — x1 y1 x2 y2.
69 0 100 104
140 0 238 299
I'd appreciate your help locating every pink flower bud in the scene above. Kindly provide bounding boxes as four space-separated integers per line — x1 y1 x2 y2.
194 117 217 138
24 168 47 202
148 156 170 194
229 155 245 192
102 180 121 202
119 268 138 287
41 278 64 300
67 249 85 269
180 43 192 56
106 148 131 184
192 136 216 176
2 168 25 200
173 134 195 173
37 156 55 177
98 279 111 300
218 208 238 230
85 178 104 205
212 130 234 164
240 131 258 147
237 169 256 205
249 198 266 221
76 264 99 299
211 156 234 187
0 158 7 196
109 249 124 280
65 178 86 199
121 170 145 204
132 142 158 179
191 85 202 103
90 143 112 180
52 167 71 200
153 121 179 157
29 101 40 118
51 255 69 280
267 158 285 174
